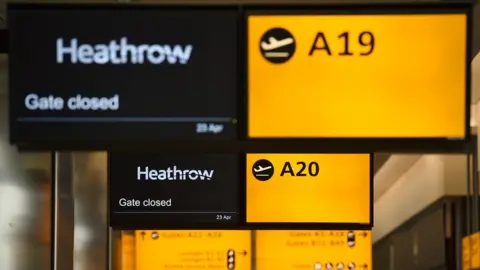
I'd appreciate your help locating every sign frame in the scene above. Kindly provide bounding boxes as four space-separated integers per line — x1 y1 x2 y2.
244 2 473 153
7 3 243 149
7 2 473 155
242 153 374 230
108 153 244 230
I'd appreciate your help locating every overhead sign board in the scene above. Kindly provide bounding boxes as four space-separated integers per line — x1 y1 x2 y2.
246 154 372 228
135 230 252 270
109 153 239 229
8 4 238 146
247 8 469 140
256 230 372 270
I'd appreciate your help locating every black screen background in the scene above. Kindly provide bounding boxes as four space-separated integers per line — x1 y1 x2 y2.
9 6 238 143
109 153 239 228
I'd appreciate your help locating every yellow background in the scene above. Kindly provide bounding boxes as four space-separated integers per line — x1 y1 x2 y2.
134 230 251 270
121 232 135 270
472 232 480 269
256 230 372 270
248 14 467 138
246 154 371 223
464 235 472 270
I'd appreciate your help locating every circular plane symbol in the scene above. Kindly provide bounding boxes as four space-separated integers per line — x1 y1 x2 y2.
252 159 274 181
259 27 296 64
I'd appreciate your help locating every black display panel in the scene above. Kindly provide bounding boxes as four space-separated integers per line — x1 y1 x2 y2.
109 153 240 229
8 4 238 146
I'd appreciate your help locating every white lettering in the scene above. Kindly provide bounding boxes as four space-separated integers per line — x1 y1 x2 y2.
136 166 214 181
143 198 172 207
56 37 193 65
56 38 77 63
119 198 140 207
147 45 165 64
77 45 94 64
137 166 149 180
24 93 120 111
67 94 119 111
93 44 110 64
189 170 198 180
24 94 64 111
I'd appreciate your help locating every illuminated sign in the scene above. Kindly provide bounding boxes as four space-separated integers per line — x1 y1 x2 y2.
109 153 239 229
246 154 371 226
9 4 238 146
135 230 251 270
463 235 471 270
256 230 372 270
247 11 468 139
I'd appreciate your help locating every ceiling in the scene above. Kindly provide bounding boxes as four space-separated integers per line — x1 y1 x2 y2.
374 154 391 173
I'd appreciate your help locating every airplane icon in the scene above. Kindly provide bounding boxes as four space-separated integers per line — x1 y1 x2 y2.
254 165 272 176
261 36 294 58
261 37 294 51
252 159 274 180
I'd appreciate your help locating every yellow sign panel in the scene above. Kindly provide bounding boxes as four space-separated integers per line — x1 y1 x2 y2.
246 154 371 224
248 13 467 138
135 230 251 270
256 230 372 270
472 233 480 269
463 236 471 270
121 231 135 270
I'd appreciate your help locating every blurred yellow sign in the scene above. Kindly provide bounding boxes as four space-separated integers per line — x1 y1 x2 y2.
121 231 135 270
256 230 372 270
247 13 467 138
463 235 471 270
246 154 371 224
135 230 252 270
472 233 480 269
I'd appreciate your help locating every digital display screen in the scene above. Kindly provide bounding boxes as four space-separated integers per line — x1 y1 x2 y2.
8 5 238 145
246 154 372 228
109 153 239 229
247 12 468 139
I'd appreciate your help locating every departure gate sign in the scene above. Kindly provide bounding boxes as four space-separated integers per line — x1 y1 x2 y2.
8 4 238 146
247 10 468 139
256 230 372 270
246 154 372 228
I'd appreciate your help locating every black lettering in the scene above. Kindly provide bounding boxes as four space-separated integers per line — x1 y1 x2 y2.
309 32 332 56
359 31 375 56
280 162 295 176
338 32 353 56
296 161 307 176
308 162 320 176
281 161 320 177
